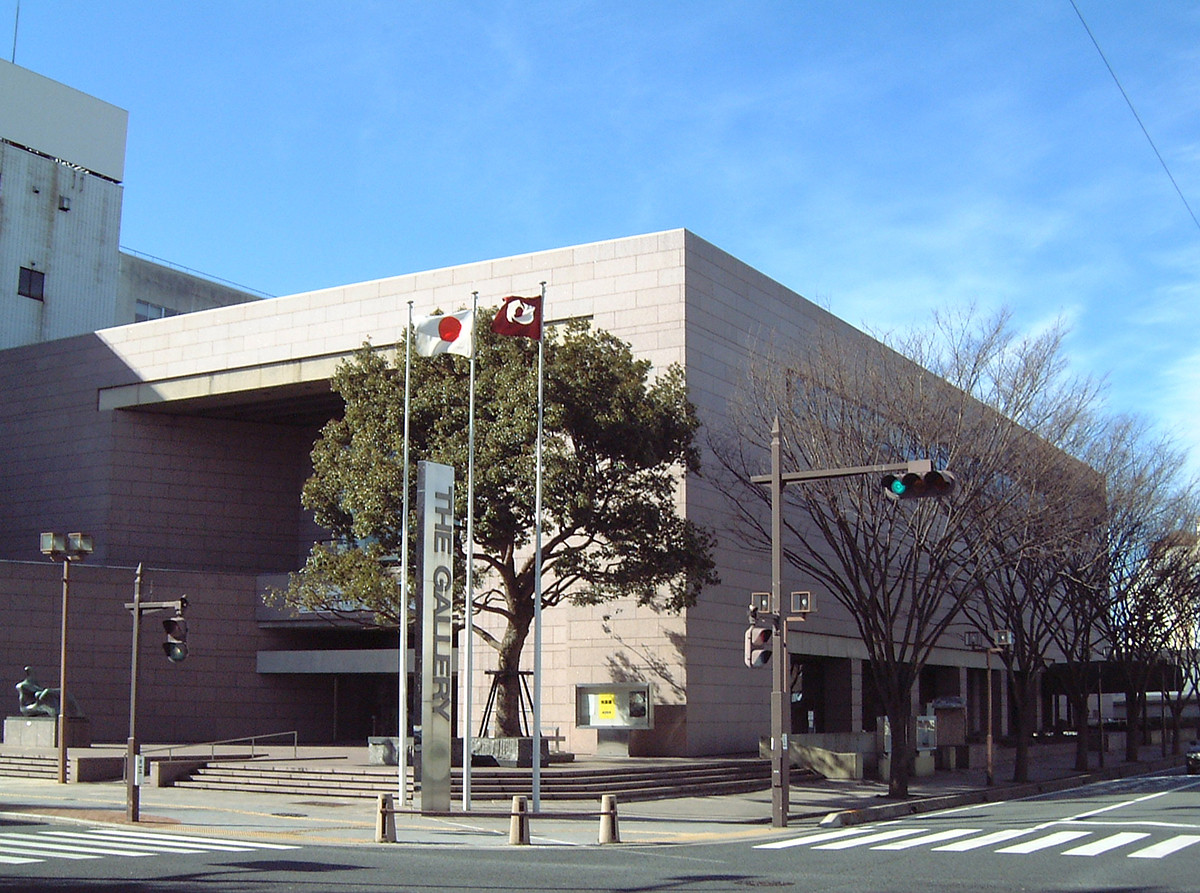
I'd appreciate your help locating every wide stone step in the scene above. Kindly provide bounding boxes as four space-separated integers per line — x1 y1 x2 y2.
0 752 59 779
172 758 799 802
183 762 768 786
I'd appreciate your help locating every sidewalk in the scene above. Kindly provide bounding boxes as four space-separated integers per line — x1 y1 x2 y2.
0 743 1186 848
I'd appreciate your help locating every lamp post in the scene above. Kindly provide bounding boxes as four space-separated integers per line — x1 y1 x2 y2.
1097 645 1115 769
986 630 1013 785
39 531 94 784
967 628 1010 786
1159 649 1171 757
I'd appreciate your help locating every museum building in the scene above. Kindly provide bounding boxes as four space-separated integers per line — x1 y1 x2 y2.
0 63 1015 758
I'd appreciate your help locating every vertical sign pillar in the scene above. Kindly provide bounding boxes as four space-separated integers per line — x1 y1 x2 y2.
418 460 455 813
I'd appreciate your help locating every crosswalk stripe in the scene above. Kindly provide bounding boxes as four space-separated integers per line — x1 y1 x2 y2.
0 827 303 868
0 833 156 858
873 828 982 850
0 853 42 865
1128 835 1200 859
36 831 173 855
934 828 1033 851
81 831 281 852
814 828 927 850
996 831 1091 854
755 827 870 850
1063 832 1149 856
0 841 100 860
94 829 300 851
55 831 209 853
755 820 1200 862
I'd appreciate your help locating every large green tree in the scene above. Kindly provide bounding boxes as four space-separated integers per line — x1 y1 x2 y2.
273 317 717 737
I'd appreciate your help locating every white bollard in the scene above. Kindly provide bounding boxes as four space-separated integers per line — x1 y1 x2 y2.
509 795 530 845
376 794 396 843
598 793 620 844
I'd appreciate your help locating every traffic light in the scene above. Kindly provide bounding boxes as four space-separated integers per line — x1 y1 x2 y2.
744 625 773 668
163 610 188 663
881 469 955 500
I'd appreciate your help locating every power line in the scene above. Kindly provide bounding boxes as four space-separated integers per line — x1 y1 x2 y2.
1070 0 1200 235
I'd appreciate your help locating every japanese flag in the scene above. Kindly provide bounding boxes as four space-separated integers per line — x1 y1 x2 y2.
413 310 475 357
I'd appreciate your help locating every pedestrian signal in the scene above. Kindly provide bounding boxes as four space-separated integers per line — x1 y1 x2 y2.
744 625 773 668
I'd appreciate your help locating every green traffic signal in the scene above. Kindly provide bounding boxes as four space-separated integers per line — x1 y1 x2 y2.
882 469 955 500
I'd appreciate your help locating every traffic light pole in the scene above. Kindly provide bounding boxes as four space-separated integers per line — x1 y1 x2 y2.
768 420 788 829
753 418 937 828
124 568 187 822
127 564 142 822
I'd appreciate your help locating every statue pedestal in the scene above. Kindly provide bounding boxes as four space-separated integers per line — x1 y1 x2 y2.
3 716 91 748
470 736 550 768
367 735 553 768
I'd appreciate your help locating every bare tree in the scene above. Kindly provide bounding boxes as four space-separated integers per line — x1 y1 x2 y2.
713 307 1088 797
960 385 1105 782
1064 415 1198 763
964 522 1084 782
1166 641 1200 749
1160 535 1200 749
1050 546 1110 772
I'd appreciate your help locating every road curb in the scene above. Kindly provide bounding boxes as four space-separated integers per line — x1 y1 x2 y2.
818 754 1184 828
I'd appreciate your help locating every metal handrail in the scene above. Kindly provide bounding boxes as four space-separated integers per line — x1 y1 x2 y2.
142 730 298 761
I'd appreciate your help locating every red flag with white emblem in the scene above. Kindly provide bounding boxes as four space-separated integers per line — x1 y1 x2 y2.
491 295 542 340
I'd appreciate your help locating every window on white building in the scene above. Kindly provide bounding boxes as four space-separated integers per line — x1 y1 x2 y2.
135 300 179 322
18 267 45 301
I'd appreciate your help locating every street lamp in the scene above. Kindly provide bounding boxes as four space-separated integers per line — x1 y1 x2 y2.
967 628 1011 786
1158 648 1172 757
39 531 94 784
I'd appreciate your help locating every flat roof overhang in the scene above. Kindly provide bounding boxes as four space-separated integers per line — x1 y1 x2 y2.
257 649 419 674
96 353 348 425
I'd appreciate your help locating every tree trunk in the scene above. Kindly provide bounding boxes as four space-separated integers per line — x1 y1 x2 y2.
1124 688 1144 762
1070 691 1090 772
490 604 533 738
1011 672 1039 783
885 698 913 799
1168 702 1185 754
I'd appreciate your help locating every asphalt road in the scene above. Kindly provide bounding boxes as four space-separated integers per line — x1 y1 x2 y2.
751 772 1200 892
0 773 1196 892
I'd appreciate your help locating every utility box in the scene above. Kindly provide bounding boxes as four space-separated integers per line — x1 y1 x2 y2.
929 696 966 745
929 696 968 769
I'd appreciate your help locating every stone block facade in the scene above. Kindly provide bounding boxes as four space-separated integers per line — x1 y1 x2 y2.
0 230 1000 754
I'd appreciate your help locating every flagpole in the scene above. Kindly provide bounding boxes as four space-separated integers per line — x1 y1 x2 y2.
532 281 546 811
399 300 413 805
463 292 478 810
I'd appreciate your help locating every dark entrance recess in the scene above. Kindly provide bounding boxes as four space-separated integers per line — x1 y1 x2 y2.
333 674 399 742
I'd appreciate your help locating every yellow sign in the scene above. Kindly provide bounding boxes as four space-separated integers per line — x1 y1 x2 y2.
597 693 616 720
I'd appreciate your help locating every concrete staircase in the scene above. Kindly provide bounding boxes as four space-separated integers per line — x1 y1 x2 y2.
0 751 59 780
171 757 807 802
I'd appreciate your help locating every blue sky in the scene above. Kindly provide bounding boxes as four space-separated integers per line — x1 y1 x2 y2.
7 1 1200 468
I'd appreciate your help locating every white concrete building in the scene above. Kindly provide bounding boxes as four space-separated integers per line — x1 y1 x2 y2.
0 60 258 350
